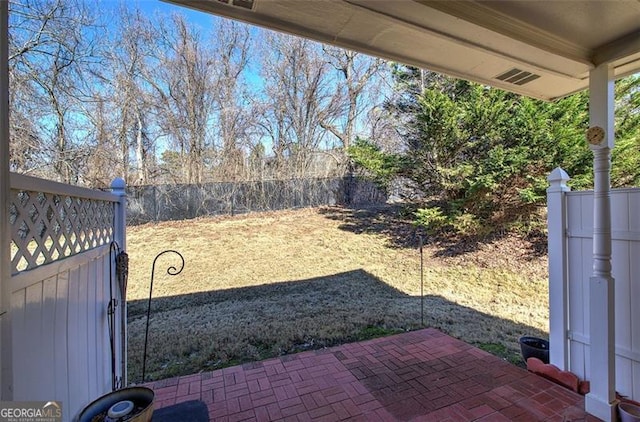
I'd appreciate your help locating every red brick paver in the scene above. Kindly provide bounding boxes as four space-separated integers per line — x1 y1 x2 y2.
145 328 599 421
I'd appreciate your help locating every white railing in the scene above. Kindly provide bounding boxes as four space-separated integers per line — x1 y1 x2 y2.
6 173 127 421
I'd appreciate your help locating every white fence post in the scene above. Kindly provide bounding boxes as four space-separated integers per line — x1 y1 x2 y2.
111 178 127 252
110 178 127 386
547 167 570 371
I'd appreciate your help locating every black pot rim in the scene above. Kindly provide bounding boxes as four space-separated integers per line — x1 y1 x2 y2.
76 386 154 422
519 336 549 345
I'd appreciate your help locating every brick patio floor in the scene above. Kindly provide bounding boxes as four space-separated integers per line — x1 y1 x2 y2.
145 328 599 421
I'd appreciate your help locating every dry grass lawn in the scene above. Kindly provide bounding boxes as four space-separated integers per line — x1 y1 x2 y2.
126 206 549 383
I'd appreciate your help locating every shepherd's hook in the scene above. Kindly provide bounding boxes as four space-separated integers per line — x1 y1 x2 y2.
141 250 185 383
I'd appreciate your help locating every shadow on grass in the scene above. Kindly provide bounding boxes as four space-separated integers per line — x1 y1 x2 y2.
317 204 548 259
430 229 548 260
127 269 546 383
318 204 424 249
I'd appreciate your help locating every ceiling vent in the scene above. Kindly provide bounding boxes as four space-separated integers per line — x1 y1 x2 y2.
216 0 254 10
495 68 540 86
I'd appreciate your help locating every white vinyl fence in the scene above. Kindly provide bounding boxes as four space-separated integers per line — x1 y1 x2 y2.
6 173 126 421
548 169 640 402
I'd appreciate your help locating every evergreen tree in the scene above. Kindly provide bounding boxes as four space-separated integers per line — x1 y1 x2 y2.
353 66 602 236
612 75 640 187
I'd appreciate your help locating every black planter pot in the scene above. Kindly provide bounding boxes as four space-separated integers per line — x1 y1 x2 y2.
76 387 154 422
519 336 549 364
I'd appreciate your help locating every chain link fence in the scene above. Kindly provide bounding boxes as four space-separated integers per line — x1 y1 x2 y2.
126 177 385 225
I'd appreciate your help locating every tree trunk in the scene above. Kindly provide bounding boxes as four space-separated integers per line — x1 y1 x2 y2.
135 109 147 185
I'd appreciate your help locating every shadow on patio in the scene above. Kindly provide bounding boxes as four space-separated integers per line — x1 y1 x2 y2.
124 269 594 421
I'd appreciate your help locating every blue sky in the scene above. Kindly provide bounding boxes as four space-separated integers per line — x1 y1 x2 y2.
98 0 239 42
104 0 216 27
151 1 223 30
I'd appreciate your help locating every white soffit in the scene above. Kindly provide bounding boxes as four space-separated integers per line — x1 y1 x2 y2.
165 0 640 101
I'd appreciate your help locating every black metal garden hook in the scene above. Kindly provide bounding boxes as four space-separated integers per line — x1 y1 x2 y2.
141 249 185 383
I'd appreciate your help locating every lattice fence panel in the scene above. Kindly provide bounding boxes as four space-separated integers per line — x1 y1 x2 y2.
9 189 115 274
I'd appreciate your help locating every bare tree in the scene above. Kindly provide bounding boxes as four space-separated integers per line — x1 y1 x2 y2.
321 48 384 150
258 32 335 178
9 0 99 183
7 1 391 188
80 96 114 187
8 75 40 173
210 19 252 182
105 6 159 185
149 14 216 184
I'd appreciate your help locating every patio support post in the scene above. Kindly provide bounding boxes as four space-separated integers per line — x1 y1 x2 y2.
585 64 617 422
111 177 127 386
547 168 570 371
0 0 12 400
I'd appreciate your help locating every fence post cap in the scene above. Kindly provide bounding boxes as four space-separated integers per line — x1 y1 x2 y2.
111 177 126 193
547 167 571 193
547 167 570 184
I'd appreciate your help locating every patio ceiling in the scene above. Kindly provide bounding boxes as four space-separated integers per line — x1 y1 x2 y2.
165 0 640 101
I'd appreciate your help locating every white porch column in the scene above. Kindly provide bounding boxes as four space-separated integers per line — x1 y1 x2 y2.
585 64 617 422
0 0 12 400
547 168 570 371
